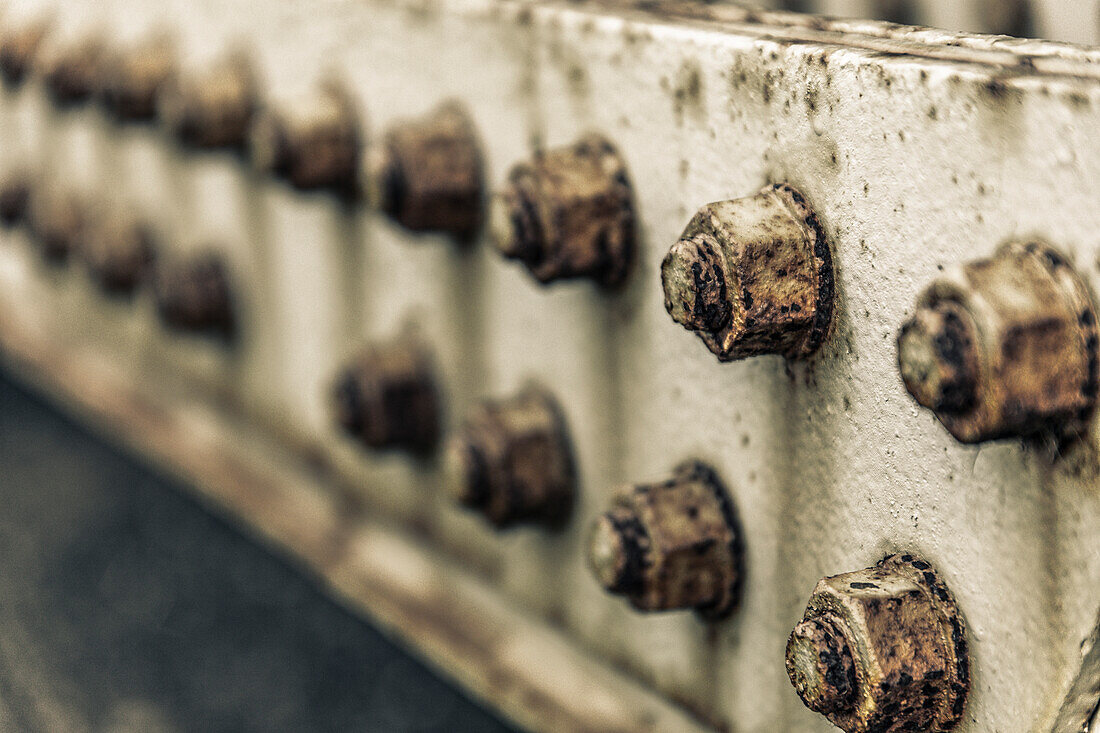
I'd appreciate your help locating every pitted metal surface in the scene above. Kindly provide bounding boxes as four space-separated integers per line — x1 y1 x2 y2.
0 0 1098 731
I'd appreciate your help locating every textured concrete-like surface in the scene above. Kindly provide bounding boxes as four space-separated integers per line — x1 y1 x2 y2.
0 372 518 733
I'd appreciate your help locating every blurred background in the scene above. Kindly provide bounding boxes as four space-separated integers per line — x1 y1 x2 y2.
0 373 517 733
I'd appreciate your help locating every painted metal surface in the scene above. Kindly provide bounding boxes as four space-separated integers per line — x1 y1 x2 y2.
0 0 1098 731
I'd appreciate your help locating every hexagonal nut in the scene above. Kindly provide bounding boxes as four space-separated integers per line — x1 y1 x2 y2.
0 168 32 226
898 241 1099 443
37 32 106 107
159 52 257 149
250 81 362 194
446 385 575 528
493 133 634 286
587 461 743 618
366 101 484 240
152 251 235 337
82 211 156 295
27 186 89 263
661 184 834 362
786 554 970 733
98 34 177 122
0 18 50 88
332 338 441 452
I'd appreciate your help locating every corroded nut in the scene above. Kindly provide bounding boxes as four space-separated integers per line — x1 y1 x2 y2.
159 53 257 149
98 34 176 122
27 187 88 263
493 134 634 286
82 211 156 294
332 338 441 452
153 251 235 336
250 81 362 194
37 32 106 106
446 386 575 528
0 18 50 88
366 101 484 240
786 554 970 733
0 169 32 226
661 184 834 362
587 461 743 619
898 241 1099 443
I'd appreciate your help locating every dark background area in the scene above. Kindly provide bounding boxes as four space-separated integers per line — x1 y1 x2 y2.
0 371 519 733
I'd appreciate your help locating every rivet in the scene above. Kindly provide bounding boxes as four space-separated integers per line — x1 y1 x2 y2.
786 554 970 732
37 32 106 107
27 186 88 263
446 385 575 528
332 337 441 452
661 184 834 361
898 241 1098 442
0 169 32 226
159 52 257 150
82 210 157 295
493 133 634 286
366 101 484 240
98 33 177 122
250 80 362 195
0 17 51 89
152 251 235 337
587 461 743 618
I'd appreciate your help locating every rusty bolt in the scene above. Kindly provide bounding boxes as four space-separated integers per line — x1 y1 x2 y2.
587 461 743 618
661 184 834 362
37 32 106 107
27 187 88 263
159 53 257 150
98 34 176 122
250 81 362 194
82 211 156 295
898 241 1099 443
0 169 32 226
153 251 235 336
366 101 484 240
0 18 50 88
786 554 970 733
493 133 634 286
332 338 441 452
446 386 575 528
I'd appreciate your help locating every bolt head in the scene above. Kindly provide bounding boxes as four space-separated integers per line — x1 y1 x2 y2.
663 185 833 362
588 513 630 592
662 232 732 332
898 301 979 415
787 555 970 733
785 617 857 715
